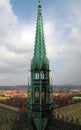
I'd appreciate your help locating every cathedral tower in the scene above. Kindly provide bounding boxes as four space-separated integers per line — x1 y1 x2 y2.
28 1 53 130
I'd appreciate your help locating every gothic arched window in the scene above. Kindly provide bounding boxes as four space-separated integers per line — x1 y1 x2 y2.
35 87 40 103
42 88 46 103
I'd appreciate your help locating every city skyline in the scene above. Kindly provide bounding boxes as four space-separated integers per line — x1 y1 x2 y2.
0 0 81 85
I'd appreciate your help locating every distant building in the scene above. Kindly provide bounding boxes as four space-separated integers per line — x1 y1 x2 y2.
73 96 81 100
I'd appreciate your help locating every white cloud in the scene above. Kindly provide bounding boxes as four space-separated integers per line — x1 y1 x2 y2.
44 13 81 85
0 0 81 85
0 0 33 85
52 26 81 85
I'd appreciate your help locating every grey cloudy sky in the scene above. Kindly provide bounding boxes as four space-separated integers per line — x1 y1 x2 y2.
0 0 81 85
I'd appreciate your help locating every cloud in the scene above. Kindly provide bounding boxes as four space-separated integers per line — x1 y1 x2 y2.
51 26 81 85
0 0 33 85
44 1 81 85
0 0 81 85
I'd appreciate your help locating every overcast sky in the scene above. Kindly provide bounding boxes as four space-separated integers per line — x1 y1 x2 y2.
0 0 81 86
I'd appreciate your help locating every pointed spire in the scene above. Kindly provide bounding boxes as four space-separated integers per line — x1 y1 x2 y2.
32 1 48 67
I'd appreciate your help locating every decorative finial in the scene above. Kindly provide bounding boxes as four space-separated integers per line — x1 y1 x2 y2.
38 0 41 5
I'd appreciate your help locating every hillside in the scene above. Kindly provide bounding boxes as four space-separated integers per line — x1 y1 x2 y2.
0 85 81 91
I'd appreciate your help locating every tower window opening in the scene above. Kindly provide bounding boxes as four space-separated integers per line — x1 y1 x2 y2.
35 87 40 103
42 88 46 103
35 72 39 79
41 71 44 79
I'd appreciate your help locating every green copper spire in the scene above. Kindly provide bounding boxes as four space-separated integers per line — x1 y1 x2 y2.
28 1 53 130
32 2 48 68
